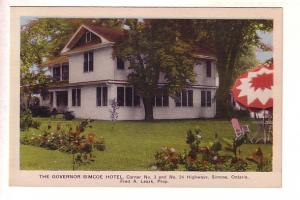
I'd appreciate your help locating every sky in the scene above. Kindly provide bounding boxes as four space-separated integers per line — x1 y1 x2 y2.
21 17 272 64
256 31 273 63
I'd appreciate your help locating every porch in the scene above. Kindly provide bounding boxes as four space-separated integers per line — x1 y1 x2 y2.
49 90 68 113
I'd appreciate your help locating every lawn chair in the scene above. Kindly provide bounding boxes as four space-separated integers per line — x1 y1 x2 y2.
231 118 250 139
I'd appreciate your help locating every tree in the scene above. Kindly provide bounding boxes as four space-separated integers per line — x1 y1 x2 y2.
114 19 196 120
20 18 123 107
176 20 273 117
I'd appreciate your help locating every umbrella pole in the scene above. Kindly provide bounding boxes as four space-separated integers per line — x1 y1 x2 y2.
263 110 266 144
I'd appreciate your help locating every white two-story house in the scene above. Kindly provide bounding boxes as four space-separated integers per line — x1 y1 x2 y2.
41 23 219 120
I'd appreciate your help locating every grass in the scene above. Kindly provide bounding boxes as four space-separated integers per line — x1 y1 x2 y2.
20 117 272 171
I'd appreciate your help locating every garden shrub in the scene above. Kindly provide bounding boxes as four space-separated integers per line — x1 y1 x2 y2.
30 105 51 117
63 111 75 120
20 120 105 170
20 109 40 131
153 147 179 171
153 128 270 172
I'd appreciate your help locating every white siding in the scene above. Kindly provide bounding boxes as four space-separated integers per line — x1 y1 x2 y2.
69 46 115 83
193 60 217 86
68 85 217 120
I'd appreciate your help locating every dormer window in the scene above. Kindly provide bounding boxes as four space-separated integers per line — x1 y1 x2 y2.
85 31 92 43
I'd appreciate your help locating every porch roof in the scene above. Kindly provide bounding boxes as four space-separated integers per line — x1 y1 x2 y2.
41 56 68 67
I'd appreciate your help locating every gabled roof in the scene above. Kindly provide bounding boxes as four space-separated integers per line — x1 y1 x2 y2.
193 47 217 60
41 56 68 67
61 24 124 55
85 24 124 42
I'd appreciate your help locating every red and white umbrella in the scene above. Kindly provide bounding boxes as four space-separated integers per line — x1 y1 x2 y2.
231 64 273 110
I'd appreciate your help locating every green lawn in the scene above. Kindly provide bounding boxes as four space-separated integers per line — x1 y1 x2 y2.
20 117 272 171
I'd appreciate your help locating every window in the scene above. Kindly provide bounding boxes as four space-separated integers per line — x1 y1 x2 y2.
117 57 125 70
125 87 133 106
188 90 193 107
96 86 108 106
84 52 93 72
201 90 212 107
85 31 92 42
53 65 61 81
72 88 81 106
117 87 140 107
62 63 69 81
175 90 193 107
117 87 124 106
206 60 212 77
49 92 53 106
152 89 169 107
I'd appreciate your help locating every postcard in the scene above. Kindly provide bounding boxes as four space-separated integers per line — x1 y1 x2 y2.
10 7 282 187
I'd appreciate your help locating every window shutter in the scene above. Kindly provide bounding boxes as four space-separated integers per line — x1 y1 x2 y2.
182 90 187 106
96 87 102 106
89 52 93 71
188 90 193 107
77 89 81 106
102 87 107 106
201 91 206 107
84 53 88 72
207 91 211 107
117 87 124 106
206 60 212 77
72 89 76 106
125 87 133 106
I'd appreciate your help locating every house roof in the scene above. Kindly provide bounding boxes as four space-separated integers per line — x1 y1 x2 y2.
61 24 124 55
192 47 217 60
84 23 124 42
41 56 68 67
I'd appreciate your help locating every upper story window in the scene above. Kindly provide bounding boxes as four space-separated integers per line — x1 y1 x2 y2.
84 51 93 72
85 31 92 43
152 89 169 107
53 65 61 81
117 87 140 107
201 90 211 107
72 88 81 107
61 63 69 81
175 90 193 107
117 57 125 70
96 86 108 106
206 60 212 77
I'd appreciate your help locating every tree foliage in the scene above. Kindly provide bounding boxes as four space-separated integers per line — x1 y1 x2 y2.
176 19 273 117
20 18 122 106
114 19 196 120
21 18 273 119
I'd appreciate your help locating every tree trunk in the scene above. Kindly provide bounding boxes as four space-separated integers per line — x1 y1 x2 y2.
143 97 154 121
215 54 232 119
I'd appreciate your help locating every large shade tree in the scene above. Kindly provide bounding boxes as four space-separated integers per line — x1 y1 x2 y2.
114 19 196 120
174 19 273 117
21 18 272 119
